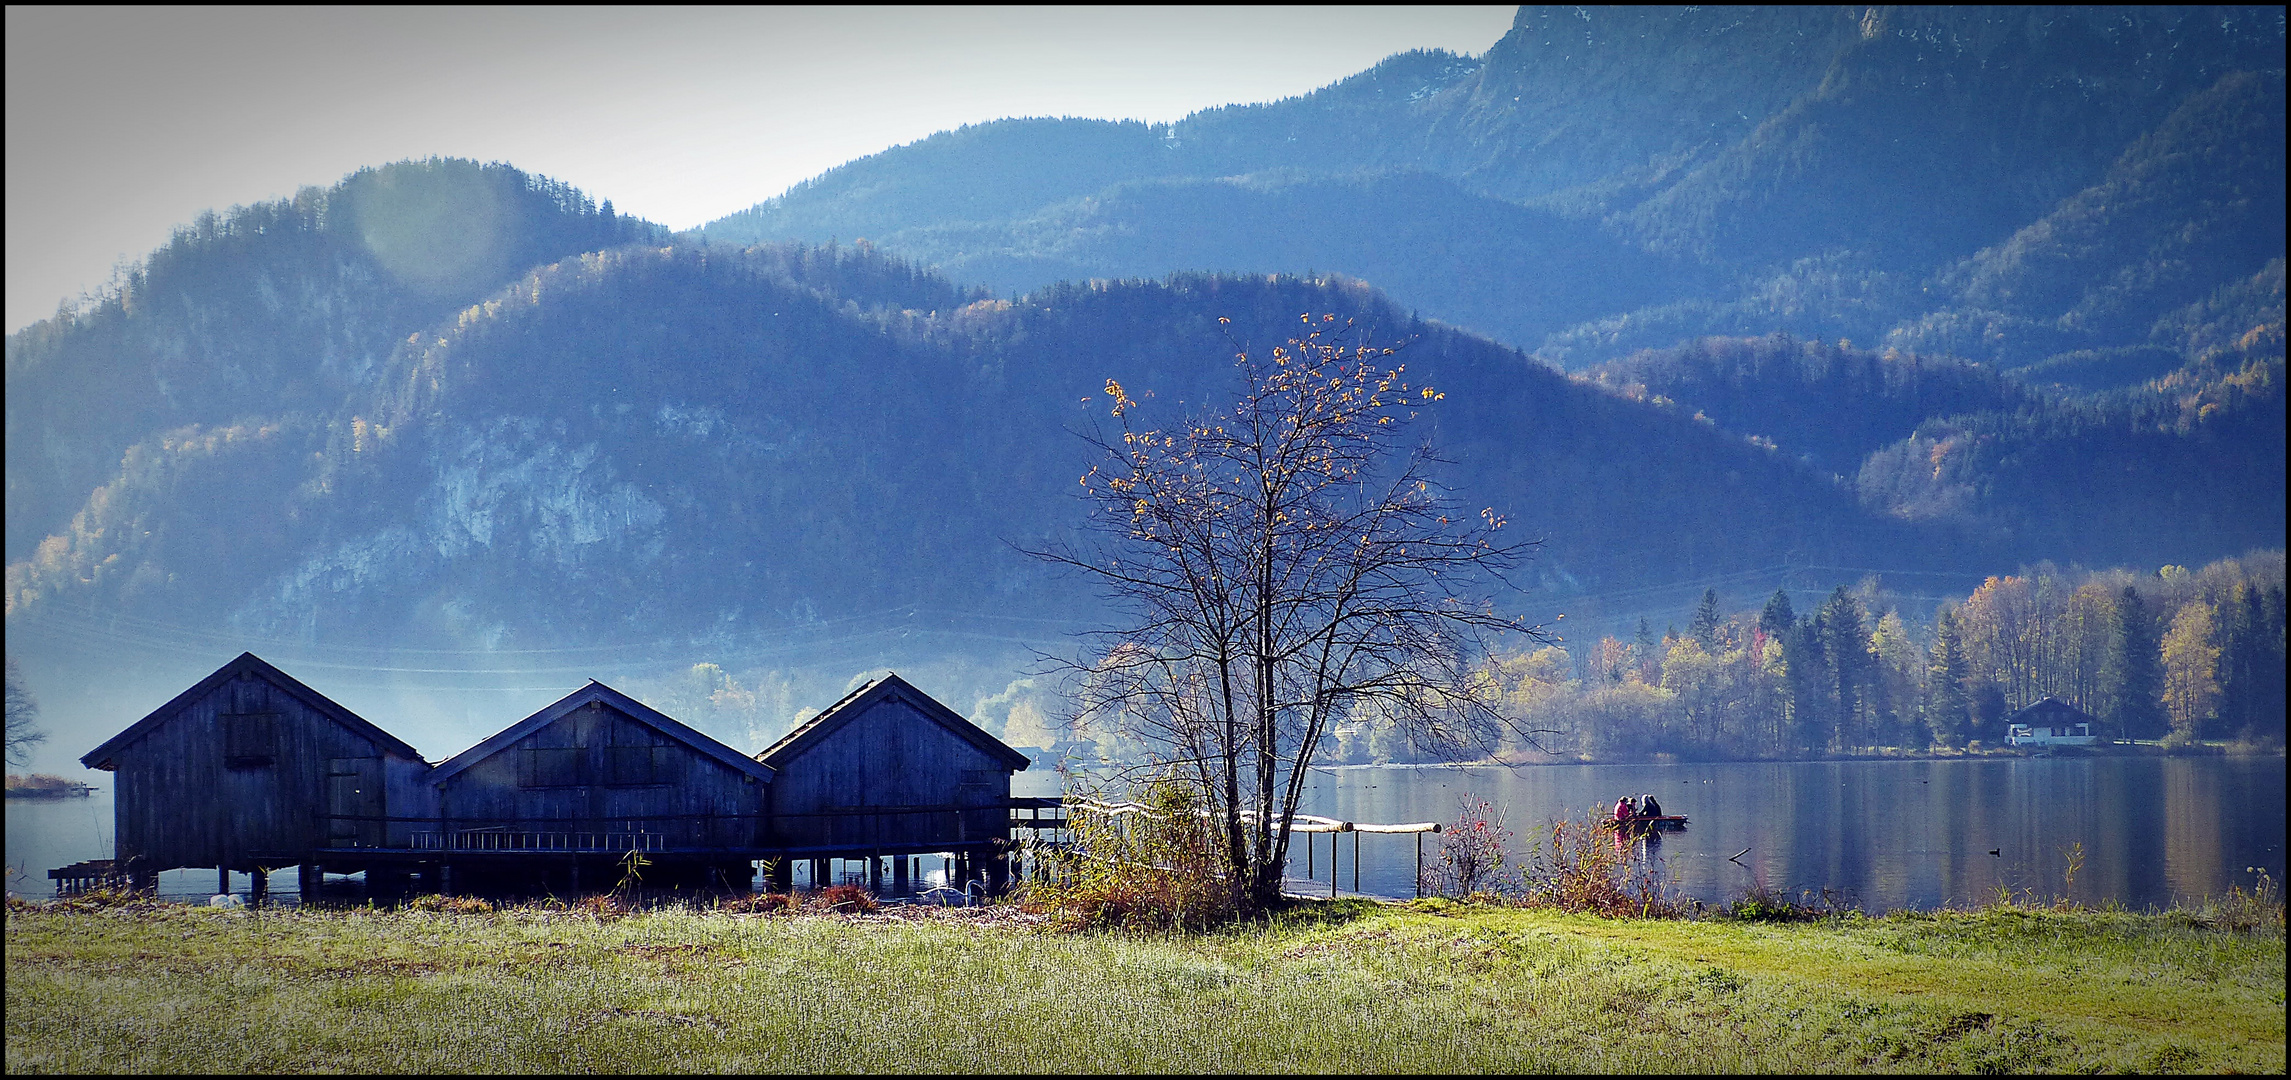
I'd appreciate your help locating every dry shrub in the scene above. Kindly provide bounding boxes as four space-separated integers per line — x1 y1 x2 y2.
574 893 637 918
2196 870 2284 932
1726 879 1828 922
816 884 878 914
1520 810 1689 918
406 894 496 915
719 892 798 915
1424 795 1524 900
1022 780 1237 932
32 887 168 914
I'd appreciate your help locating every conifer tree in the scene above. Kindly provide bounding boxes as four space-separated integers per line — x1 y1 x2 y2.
1817 586 1876 749
1927 607 1970 747
1759 589 1795 638
1691 588 1723 652
1781 616 1829 752
2098 586 2167 741
2215 585 2265 740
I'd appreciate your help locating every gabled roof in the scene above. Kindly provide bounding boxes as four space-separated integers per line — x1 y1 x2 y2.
2008 696 2097 724
428 680 775 785
81 651 424 771
755 672 1031 772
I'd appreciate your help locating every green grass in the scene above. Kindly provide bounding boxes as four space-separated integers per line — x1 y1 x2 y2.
6 898 2282 1073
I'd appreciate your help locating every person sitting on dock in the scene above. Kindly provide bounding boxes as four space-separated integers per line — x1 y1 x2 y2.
1614 795 1636 823
1640 793 1663 818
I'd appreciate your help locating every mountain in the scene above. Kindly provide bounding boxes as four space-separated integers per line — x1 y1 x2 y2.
1582 333 2286 570
7 235 1948 653
1581 335 2040 478
696 6 2285 387
3 158 663 560
6 7 2285 756
810 170 1697 353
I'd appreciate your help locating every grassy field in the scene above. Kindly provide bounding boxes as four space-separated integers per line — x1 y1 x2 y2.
6 896 2282 1074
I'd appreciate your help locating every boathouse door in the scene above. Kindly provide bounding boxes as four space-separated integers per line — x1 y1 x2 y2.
327 757 384 848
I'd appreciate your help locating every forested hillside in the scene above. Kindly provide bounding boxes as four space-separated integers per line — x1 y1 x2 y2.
2 159 663 560
6 235 1945 654
698 6 2285 388
1581 334 2287 573
5 6 2283 756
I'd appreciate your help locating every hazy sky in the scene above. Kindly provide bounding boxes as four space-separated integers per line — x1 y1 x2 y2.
5 5 1517 332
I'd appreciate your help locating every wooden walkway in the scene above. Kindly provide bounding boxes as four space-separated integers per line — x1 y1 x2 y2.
1281 876 1408 902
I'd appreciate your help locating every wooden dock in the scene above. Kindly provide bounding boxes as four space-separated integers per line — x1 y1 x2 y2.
47 859 121 895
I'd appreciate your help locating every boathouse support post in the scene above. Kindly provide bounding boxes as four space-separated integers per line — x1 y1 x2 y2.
250 867 268 907
299 863 321 900
867 855 882 894
217 868 230 898
892 854 909 895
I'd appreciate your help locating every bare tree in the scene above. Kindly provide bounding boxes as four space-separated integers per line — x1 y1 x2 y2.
5 656 45 769
1031 315 1552 911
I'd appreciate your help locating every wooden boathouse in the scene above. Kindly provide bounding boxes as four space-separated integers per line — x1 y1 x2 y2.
421 681 775 895
755 673 1032 895
77 652 431 901
72 654 1043 901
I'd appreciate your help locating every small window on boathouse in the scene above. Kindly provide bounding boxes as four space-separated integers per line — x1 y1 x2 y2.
223 712 278 769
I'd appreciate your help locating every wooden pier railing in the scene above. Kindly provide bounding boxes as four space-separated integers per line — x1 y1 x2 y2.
408 830 666 853
1057 798 1443 898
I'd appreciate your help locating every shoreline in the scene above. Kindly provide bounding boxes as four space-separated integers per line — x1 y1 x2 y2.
1333 741 2285 769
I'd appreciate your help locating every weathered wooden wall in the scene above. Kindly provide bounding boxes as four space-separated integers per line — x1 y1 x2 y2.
436 701 765 849
110 670 415 872
768 696 1013 851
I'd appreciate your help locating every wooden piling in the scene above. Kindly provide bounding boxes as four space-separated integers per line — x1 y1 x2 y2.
218 868 230 898
251 867 269 906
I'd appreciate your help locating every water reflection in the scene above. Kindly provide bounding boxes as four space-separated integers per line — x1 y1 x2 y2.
1273 757 2282 912
10 758 2282 912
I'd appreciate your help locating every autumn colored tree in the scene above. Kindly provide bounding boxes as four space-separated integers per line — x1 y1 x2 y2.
2160 600 2220 737
1035 315 1549 912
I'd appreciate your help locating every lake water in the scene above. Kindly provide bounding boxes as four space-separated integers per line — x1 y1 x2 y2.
1264 757 2287 912
11 757 2283 912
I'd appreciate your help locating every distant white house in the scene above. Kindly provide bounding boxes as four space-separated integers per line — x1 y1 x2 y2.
2006 697 2101 746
